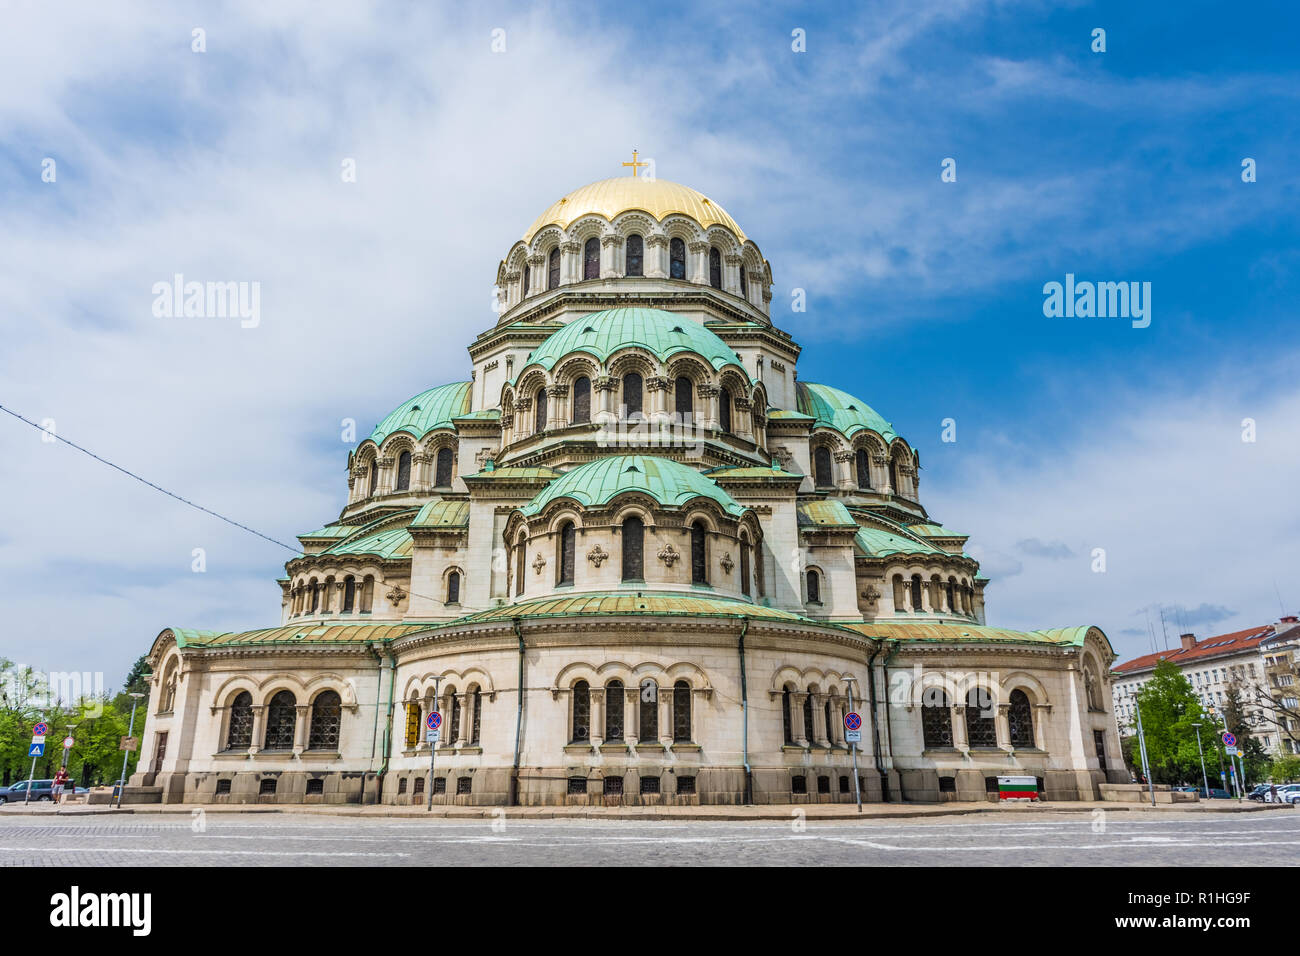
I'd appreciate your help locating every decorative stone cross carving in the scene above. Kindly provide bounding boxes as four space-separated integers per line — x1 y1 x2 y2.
658 543 680 567
719 552 734 574
385 584 407 607
861 585 881 605
587 544 609 567
532 553 547 575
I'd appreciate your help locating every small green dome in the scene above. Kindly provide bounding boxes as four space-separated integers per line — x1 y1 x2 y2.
369 381 472 445
521 455 745 517
520 308 746 379
795 381 899 444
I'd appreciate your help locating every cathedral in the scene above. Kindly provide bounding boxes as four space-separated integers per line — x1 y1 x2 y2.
131 166 1125 806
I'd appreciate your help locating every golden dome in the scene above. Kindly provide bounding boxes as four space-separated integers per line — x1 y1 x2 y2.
523 177 747 244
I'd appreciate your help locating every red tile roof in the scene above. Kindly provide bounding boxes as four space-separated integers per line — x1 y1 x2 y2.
1112 625 1277 674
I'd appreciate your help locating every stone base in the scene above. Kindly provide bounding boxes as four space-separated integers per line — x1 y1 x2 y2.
1099 783 1198 804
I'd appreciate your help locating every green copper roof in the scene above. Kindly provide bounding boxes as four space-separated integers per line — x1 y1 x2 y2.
320 514 417 560
443 593 818 627
166 622 434 649
298 525 356 540
795 382 898 443
463 465 560 482
410 498 471 529
797 500 859 529
369 381 472 445
520 455 745 517
853 524 945 557
521 308 746 378
843 621 1102 649
908 523 967 539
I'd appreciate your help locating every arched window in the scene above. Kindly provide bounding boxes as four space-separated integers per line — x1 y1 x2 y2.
308 579 319 613
557 521 576 586
447 571 460 604
572 376 591 424
367 461 378 496
966 687 997 748
535 388 548 435
622 372 643 419
342 576 355 613
583 237 600 280
308 691 341 751
690 521 708 585
806 569 821 604
708 246 722 288
621 515 644 582
814 446 834 487
572 681 590 742
673 680 691 742
514 539 526 596
674 376 693 419
521 259 530 297
739 259 748 299
625 234 644 276
910 574 923 611
782 687 793 744
890 456 901 493
825 701 834 745
1008 689 1035 748
160 659 178 712
395 450 411 491
669 237 686 279
639 680 658 742
739 537 751 597
606 680 625 741
856 449 872 489
263 691 297 751
945 578 956 613
470 687 482 745
921 689 953 749
802 690 815 743
719 386 732 433
435 448 453 488
547 247 560 289
226 692 253 750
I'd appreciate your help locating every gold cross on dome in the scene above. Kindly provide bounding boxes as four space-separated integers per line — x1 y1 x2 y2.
622 149 647 177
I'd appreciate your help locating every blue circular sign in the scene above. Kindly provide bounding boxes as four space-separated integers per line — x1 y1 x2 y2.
33 722 48 736
1221 731 1236 747
427 712 442 730
844 712 862 731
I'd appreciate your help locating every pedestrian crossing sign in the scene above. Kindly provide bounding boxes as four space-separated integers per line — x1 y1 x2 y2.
29 742 45 757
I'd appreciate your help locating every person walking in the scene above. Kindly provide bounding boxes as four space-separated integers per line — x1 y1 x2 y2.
51 767 69 804
1270 783 1279 804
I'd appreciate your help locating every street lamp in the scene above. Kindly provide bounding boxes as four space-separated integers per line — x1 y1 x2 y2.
1191 721 1210 797
116 692 145 810
844 676 862 813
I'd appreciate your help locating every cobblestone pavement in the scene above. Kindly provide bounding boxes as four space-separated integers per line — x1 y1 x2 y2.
1 811 1298 865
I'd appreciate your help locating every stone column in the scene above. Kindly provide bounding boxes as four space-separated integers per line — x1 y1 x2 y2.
794 692 810 747
733 396 753 440
600 233 621 278
624 686 638 748
1033 705 1050 751
658 692 673 749
688 241 709 284
593 376 617 424
293 704 309 754
646 235 668 278
591 687 605 748
515 397 532 438
375 456 394 494
647 376 671 425
697 383 720 430
248 706 265 755
834 450 855 491
810 692 826 747
724 252 743 295
547 383 569 429
951 702 969 751
455 693 469 747
996 703 1012 750
526 254 544 296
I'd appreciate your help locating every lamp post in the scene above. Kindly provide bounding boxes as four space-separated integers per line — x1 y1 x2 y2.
426 675 443 812
116 692 145 809
1191 721 1210 797
1133 699 1156 807
844 677 862 813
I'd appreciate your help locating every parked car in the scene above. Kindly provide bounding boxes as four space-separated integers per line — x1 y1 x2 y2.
1265 783 1300 803
1200 787 1232 799
0 779 58 803
1248 784 1271 801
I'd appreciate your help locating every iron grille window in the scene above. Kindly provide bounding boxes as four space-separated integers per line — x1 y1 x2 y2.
1009 690 1035 748
708 246 722 288
669 237 685 279
547 247 560 289
215 779 232 795
263 691 296 750
226 692 253 750
470 689 481 745
604 776 623 796
515 542 526 595
921 692 953 748
839 775 849 793
396 450 411 491
791 775 807 794
433 778 446 794
966 687 997 748
567 777 587 794
572 376 591 423
308 691 341 750
815 447 835 488
640 777 660 795
807 570 821 604
676 775 696 795
259 778 277 795
672 681 691 742
306 778 324 795
447 571 460 604
938 776 956 793
639 680 658 742
782 688 793 744
910 574 923 611
435 447 453 487
606 680 625 741
447 689 461 745
621 517 644 582
719 386 732 432
623 373 643 418
398 778 407 794
690 522 707 585
414 777 424 794
405 701 420 749
1094 730 1107 771
817 775 830 794
535 388 548 434
675 376 693 419
740 540 751 596
456 777 472 795
802 691 815 743
625 234 644 276
856 449 871 489
558 522 576 585
572 681 590 742
583 237 600 279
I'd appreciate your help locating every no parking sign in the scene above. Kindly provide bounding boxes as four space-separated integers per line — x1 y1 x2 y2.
844 711 862 744
426 711 441 743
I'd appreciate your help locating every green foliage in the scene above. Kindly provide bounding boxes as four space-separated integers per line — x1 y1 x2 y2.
1270 754 1300 783
1126 659 1212 785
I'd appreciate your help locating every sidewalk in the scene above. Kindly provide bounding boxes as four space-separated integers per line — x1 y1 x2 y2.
0 799 1286 822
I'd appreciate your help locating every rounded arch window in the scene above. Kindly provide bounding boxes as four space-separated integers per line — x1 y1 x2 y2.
367 460 378 497
606 679 625 741
639 680 658 742
622 372 643 419
435 447 454 488
521 258 530 297
921 689 952 749
806 568 821 604
625 234 644 276
534 388 548 434
673 680 692 742
814 446 834 488
1008 689 1035 748
739 259 748 299
856 449 872 489
690 521 708 585
395 450 412 491
708 246 722 288
226 691 253 750
447 570 461 604
557 521 576 586
572 681 590 743
263 690 297 751
674 376 693 420
583 237 600 280
572 376 591 424
621 515 644 582
308 690 342 751
719 386 732 433
547 247 561 289
669 238 686 279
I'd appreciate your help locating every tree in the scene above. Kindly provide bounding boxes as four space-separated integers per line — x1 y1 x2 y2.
1127 659 1209 785
1222 681 1269 786
1270 754 1300 783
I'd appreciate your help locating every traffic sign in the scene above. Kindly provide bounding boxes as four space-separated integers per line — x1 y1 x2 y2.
33 721 48 736
1236 749 1244 758
29 743 44 757
426 711 442 730
62 736 74 749
31 735 45 745
844 712 862 731
845 729 862 744
425 727 440 743
1221 731 1236 747
119 736 138 752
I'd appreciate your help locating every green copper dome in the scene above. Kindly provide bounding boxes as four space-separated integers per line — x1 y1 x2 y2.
521 455 745 517
521 308 746 378
369 381 472 445
795 381 899 443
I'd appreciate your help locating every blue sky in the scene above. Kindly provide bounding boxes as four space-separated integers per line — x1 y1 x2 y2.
2 0 1298 685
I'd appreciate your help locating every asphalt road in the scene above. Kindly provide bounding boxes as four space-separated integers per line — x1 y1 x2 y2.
1 811 1297 866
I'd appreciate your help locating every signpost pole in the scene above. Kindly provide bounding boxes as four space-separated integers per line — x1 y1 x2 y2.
845 678 862 813
1134 701 1156 807
1192 723 1210 798
116 693 144 810
426 676 442 812
24 720 47 805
